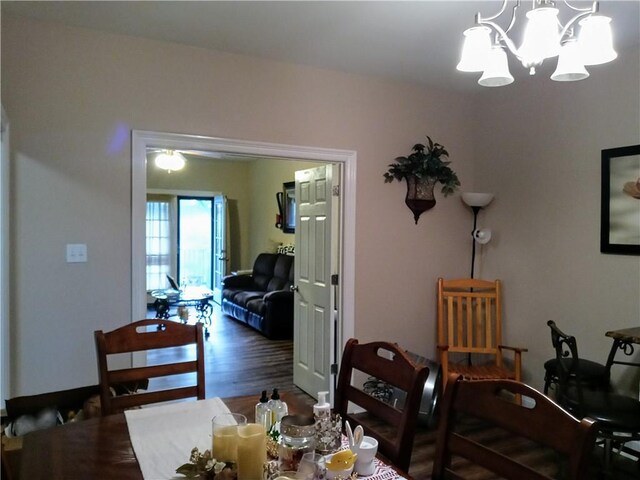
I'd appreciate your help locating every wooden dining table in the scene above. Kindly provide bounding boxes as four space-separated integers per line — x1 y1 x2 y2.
18 392 411 479
18 392 305 479
605 326 640 370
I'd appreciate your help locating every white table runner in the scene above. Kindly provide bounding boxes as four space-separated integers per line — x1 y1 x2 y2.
125 398 231 480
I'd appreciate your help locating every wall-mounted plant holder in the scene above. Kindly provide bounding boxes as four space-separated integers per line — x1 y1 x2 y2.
384 136 460 224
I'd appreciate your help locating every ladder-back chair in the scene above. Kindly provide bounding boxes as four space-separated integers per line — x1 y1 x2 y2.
94 319 205 416
437 278 526 384
432 374 599 479
334 338 430 472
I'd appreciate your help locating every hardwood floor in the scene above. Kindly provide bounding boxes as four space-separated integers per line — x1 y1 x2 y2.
147 304 639 480
146 304 314 407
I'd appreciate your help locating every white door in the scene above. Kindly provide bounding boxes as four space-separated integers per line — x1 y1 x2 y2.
212 195 228 304
293 165 338 397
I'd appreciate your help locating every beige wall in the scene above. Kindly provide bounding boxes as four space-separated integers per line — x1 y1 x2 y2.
147 156 323 272
147 155 252 271
247 159 324 262
474 48 640 393
2 14 638 397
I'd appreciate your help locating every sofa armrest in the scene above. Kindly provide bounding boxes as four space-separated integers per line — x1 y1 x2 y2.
263 289 293 303
222 274 254 289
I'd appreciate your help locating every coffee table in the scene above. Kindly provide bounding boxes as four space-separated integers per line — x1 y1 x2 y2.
151 286 214 334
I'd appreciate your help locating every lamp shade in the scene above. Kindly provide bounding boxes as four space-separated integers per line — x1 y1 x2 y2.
578 15 617 66
457 26 492 72
518 7 560 67
155 150 186 172
478 47 514 87
462 192 494 208
551 38 589 82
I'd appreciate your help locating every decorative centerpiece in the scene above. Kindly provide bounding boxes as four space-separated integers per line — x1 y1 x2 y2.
384 136 460 224
176 447 236 479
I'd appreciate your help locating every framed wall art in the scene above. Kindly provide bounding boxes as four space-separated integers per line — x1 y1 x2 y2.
600 144 640 255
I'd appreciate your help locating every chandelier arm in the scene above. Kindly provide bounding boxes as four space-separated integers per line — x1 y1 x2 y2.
478 0 510 23
562 0 597 14
558 9 596 41
479 19 521 59
504 0 521 35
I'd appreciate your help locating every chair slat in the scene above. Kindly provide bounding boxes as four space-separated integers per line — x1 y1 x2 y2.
432 375 599 480
95 319 205 416
335 338 429 472
437 278 523 385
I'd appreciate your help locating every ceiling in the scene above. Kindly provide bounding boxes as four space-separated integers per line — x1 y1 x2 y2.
3 1 639 93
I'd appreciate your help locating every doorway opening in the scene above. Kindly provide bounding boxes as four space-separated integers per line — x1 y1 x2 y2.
132 131 357 397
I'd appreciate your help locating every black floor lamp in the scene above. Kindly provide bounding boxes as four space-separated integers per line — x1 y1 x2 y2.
461 193 494 278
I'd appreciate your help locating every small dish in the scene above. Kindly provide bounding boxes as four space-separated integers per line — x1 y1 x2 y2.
325 450 357 479
325 464 353 479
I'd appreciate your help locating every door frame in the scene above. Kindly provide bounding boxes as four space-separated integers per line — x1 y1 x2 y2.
131 130 356 359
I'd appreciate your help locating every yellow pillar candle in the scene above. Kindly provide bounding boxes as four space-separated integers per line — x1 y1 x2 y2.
237 423 266 480
212 413 246 463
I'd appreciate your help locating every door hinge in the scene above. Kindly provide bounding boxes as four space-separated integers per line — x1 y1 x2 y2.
331 274 339 285
330 363 338 375
332 185 340 197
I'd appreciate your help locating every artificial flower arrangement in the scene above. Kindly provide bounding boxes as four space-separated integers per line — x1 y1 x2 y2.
176 447 236 479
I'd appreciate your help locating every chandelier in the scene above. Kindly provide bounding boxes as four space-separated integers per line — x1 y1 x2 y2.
457 0 617 87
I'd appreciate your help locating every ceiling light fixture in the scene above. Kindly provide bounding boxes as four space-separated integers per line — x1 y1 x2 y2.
154 150 186 173
457 0 617 87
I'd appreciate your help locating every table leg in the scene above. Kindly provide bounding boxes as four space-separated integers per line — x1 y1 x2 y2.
195 299 212 338
153 299 170 320
605 338 639 371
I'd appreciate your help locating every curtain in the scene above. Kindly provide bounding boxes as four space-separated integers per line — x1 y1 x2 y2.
146 199 171 290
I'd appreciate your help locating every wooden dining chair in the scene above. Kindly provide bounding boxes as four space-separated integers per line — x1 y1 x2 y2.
94 319 205 416
432 374 599 480
548 320 640 472
334 338 430 472
437 278 526 385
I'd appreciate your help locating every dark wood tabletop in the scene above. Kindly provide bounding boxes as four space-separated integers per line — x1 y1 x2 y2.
605 326 640 344
19 392 310 479
604 326 640 371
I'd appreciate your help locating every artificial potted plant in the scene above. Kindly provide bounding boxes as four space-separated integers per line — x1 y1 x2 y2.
384 136 460 224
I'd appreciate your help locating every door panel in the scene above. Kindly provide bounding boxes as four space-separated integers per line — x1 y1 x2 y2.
293 165 336 397
213 195 228 304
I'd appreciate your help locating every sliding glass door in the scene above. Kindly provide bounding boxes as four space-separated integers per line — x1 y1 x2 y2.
177 197 213 289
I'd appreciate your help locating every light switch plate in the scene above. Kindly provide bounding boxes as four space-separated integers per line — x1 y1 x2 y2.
66 243 87 263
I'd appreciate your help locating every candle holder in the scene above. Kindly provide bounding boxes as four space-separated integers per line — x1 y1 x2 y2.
314 413 342 455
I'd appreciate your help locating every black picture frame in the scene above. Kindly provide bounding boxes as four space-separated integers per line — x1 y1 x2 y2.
282 181 296 234
600 144 640 255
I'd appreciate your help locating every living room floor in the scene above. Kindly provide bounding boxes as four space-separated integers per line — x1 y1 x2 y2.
146 302 312 403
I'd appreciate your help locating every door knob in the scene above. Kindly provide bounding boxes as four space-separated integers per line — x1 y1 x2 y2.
290 285 299 292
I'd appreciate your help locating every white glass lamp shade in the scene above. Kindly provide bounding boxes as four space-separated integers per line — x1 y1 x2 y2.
155 150 186 172
551 38 589 82
518 7 560 67
461 192 494 208
457 26 492 72
478 47 514 87
578 15 617 66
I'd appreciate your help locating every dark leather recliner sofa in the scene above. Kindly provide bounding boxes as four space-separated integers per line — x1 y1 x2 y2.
221 253 294 339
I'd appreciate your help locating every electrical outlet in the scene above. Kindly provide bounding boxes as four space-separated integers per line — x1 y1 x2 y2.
66 243 87 263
